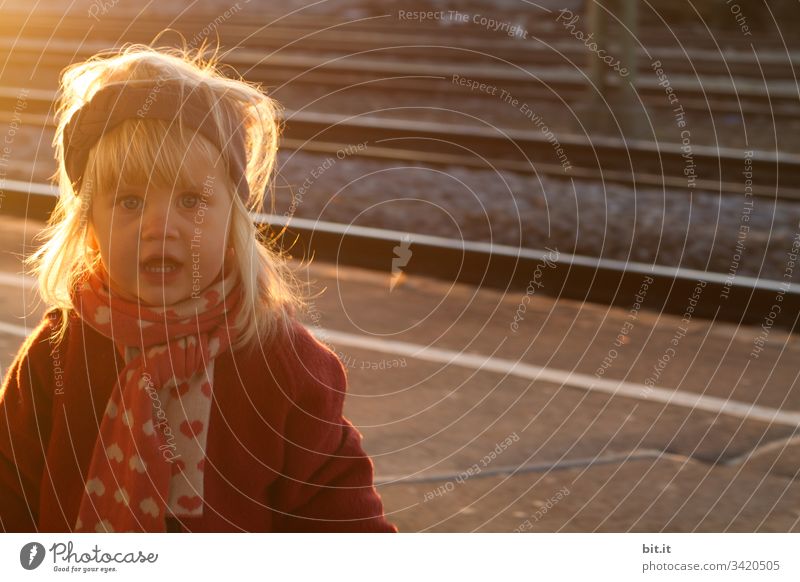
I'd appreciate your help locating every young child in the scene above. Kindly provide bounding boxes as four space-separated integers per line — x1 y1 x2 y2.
0 44 396 533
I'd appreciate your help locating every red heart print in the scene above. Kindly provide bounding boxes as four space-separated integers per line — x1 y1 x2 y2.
170 382 190 399
180 420 204 438
177 495 202 512
171 459 186 475
201 382 212 398
197 459 205 472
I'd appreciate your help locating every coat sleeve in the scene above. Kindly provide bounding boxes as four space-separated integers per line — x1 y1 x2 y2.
271 325 397 532
0 312 58 532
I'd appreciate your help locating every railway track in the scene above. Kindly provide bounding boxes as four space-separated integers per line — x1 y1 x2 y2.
2 178 797 331
0 11 797 82
0 87 798 201
1 15 796 80
0 32 797 125
5 9 799 57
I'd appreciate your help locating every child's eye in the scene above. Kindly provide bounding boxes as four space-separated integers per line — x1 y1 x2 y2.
119 196 142 211
179 193 200 209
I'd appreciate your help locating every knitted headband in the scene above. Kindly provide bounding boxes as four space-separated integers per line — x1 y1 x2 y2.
63 79 250 202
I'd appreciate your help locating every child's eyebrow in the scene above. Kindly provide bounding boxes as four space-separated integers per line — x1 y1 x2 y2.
178 183 206 192
101 186 137 199
108 181 208 195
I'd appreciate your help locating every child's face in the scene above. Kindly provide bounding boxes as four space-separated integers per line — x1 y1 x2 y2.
88 164 234 306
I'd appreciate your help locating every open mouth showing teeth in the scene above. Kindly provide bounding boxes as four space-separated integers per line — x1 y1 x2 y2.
142 260 181 273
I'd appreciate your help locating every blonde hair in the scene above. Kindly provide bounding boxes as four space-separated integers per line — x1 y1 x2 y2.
26 43 303 352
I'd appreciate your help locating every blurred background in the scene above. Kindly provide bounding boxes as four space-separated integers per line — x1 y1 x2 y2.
0 0 798 532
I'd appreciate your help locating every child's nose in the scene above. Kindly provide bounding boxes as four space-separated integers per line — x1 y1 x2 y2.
140 201 180 240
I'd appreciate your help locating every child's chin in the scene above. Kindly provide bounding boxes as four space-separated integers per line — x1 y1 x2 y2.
137 287 191 307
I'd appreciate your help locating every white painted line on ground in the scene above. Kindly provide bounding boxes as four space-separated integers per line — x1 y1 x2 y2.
0 320 34 337
1 270 796 428
315 328 800 428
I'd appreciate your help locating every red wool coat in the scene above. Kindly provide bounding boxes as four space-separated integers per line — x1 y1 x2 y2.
0 309 397 532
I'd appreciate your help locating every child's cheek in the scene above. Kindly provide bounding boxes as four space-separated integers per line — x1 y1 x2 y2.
195 244 225 280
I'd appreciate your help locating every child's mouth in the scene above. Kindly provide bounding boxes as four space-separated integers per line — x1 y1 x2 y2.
140 257 184 282
143 262 179 273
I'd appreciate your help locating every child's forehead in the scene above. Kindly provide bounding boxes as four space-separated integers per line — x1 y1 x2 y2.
101 175 215 195
109 160 221 190
128 181 199 191
87 124 229 198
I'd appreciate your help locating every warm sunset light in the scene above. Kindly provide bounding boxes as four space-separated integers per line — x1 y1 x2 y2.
0 1 798 579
